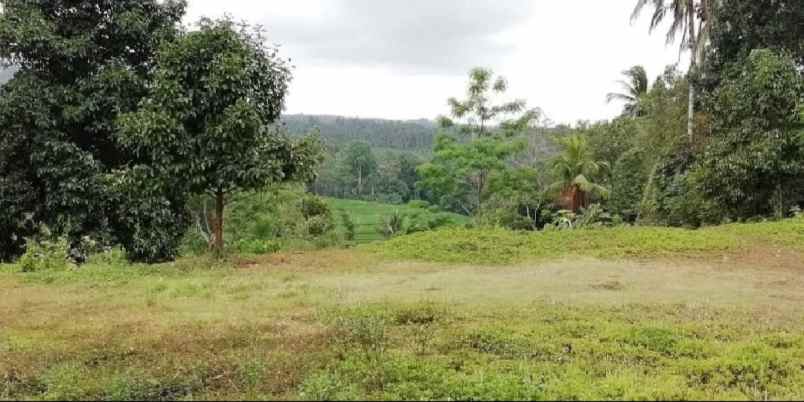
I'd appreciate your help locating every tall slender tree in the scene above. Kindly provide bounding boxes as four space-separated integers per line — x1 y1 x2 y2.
606 65 649 117
438 67 540 139
632 0 712 143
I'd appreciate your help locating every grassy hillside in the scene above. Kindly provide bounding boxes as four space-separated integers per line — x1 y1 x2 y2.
326 198 470 243
2 218 804 400
371 215 804 264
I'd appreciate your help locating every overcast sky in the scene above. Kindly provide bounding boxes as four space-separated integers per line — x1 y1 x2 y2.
185 0 687 125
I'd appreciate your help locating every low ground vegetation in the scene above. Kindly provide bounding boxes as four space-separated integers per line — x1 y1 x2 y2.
2 218 804 400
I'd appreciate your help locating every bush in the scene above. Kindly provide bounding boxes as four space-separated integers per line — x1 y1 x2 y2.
340 211 356 241
185 187 338 256
406 212 455 234
610 148 648 222
377 210 406 239
17 226 72 273
304 215 335 237
639 151 724 227
407 200 430 209
300 195 332 220
107 168 190 263
236 239 281 255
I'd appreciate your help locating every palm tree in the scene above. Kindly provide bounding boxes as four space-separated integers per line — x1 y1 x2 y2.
548 135 609 212
631 0 712 143
606 65 649 117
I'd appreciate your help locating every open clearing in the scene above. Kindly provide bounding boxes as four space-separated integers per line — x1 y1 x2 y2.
2 220 804 400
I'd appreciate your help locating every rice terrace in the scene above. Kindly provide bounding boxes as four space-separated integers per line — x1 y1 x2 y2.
1 0 803 401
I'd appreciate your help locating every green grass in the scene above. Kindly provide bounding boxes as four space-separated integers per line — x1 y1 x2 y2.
326 198 470 242
2 218 804 400
370 215 804 264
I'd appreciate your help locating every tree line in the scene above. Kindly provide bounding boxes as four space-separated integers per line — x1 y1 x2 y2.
0 1 320 262
0 0 800 264
411 0 803 229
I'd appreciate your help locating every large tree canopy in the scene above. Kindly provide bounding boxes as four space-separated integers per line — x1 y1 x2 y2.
695 49 803 218
0 0 187 261
702 0 803 87
117 18 320 255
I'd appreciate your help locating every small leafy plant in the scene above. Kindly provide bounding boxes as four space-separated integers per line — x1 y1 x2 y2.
17 226 72 273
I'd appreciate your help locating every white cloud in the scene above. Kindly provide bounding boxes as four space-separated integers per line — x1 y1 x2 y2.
185 0 688 124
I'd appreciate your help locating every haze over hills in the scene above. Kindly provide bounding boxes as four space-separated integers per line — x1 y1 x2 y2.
281 113 566 161
281 113 439 152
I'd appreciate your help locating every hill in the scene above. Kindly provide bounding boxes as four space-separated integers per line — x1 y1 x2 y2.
281 114 438 152
281 113 569 162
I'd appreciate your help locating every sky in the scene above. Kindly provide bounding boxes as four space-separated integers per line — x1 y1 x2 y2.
182 1 688 125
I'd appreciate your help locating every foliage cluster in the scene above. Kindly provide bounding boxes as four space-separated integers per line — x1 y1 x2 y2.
0 3 320 262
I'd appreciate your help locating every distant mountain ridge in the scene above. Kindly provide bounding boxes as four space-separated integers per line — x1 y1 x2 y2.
281 113 567 162
281 114 438 152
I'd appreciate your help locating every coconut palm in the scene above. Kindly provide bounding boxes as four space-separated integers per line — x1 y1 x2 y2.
548 135 609 212
631 0 713 143
606 65 649 117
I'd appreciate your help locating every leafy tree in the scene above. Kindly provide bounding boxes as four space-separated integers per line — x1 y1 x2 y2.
339 142 378 196
117 18 320 256
548 135 609 212
632 0 712 143
636 67 691 154
606 66 649 117
397 153 422 201
479 167 547 230
702 0 803 90
694 49 803 218
638 150 721 227
575 118 639 171
609 148 649 221
419 68 538 215
438 67 541 138
0 0 187 262
418 135 526 214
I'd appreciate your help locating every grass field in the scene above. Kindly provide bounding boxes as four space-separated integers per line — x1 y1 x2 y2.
1 217 804 400
325 198 470 243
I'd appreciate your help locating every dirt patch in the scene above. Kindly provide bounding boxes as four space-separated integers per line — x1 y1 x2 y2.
591 281 626 291
234 258 259 269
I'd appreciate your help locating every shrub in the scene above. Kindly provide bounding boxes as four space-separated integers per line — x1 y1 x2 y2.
407 200 430 209
609 148 648 222
17 227 71 273
406 212 455 234
330 306 390 357
392 303 448 326
300 195 332 220
340 211 356 241
298 371 360 401
304 215 335 237
236 239 281 255
377 210 406 239
104 166 191 263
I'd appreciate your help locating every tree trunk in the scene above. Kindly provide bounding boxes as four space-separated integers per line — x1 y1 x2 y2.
214 191 225 256
686 0 697 144
357 166 363 195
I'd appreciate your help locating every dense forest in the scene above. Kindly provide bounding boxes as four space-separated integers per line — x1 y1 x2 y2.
2 1 804 401
0 0 802 262
282 114 438 152
283 114 566 204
